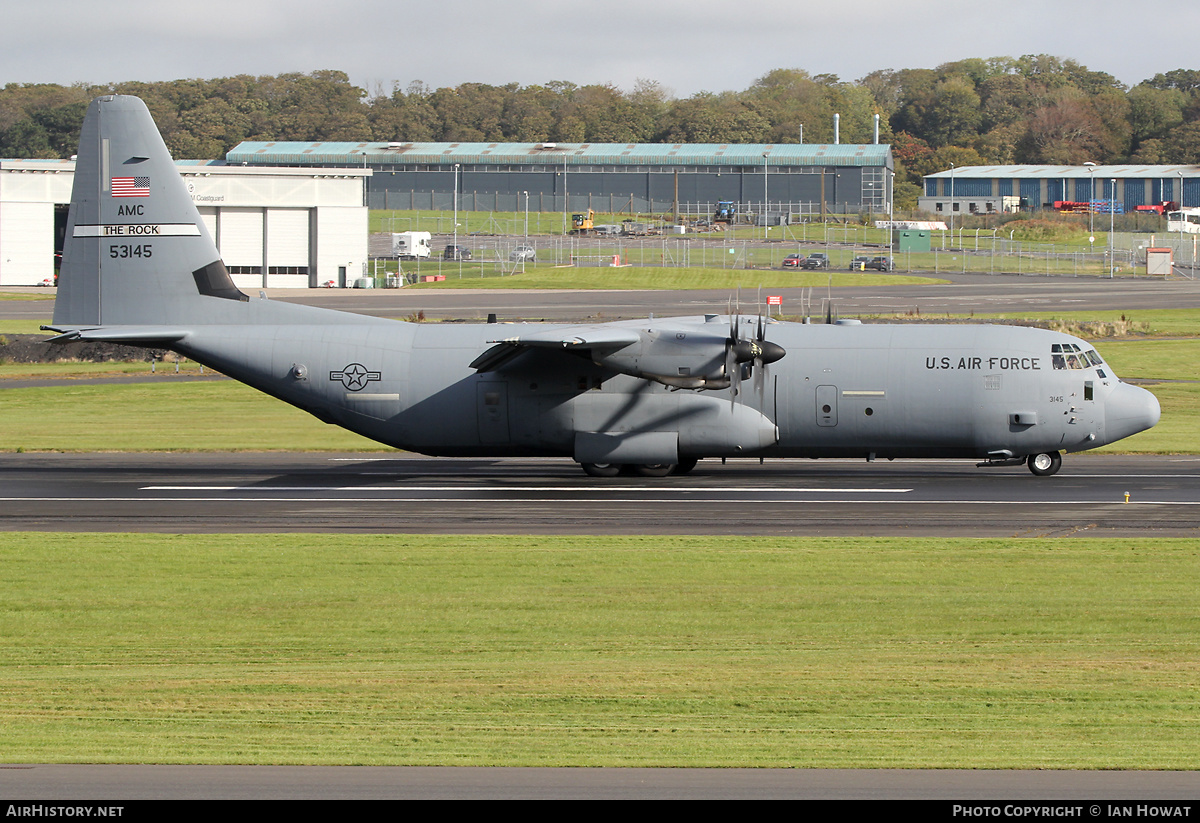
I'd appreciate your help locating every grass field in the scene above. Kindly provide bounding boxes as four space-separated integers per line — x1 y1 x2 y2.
0 292 53 301
400 266 941 291
0 381 379 452
3 533 1198 767
0 361 210 379
0 319 52 336
990 308 1200 338
369 209 1125 251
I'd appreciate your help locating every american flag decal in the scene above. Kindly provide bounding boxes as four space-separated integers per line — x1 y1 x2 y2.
111 176 150 197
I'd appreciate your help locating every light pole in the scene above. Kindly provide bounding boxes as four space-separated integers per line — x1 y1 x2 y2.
1084 162 1097 269
1083 161 1096 236
453 163 459 268
762 152 769 240
888 168 895 264
523 190 529 243
1110 178 1116 279
948 162 955 249
1179 171 1185 275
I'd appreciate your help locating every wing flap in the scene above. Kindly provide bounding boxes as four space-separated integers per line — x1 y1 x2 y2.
470 326 641 372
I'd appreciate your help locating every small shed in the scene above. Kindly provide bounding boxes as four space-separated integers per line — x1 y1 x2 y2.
898 230 931 252
1145 247 1173 276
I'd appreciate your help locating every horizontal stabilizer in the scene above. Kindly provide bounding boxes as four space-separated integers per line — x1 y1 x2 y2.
41 325 191 345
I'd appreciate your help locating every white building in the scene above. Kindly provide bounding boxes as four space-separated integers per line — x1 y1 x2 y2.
0 160 370 288
920 164 1200 216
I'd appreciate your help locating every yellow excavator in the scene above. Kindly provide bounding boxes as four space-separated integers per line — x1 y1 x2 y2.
570 209 596 235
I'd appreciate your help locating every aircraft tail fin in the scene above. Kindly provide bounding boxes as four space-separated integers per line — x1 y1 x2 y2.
53 95 247 329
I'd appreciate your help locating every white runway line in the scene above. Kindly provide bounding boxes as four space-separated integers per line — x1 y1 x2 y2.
140 485 915 493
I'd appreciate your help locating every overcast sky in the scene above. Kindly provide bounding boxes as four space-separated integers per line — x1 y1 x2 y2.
3 0 1194 98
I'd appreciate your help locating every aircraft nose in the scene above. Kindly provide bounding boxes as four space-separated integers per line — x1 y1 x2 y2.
1105 382 1160 443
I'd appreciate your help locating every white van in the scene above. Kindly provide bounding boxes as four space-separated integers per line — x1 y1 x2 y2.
392 231 432 259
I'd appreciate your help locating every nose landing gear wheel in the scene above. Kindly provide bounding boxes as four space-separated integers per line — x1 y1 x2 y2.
1028 451 1062 477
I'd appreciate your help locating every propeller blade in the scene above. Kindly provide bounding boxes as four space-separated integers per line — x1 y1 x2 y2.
727 340 739 409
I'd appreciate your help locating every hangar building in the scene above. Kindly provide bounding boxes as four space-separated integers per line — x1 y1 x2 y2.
0 159 369 288
920 165 1200 216
225 141 895 217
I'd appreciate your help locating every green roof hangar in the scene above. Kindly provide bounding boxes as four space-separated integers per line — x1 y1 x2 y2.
227 140 895 218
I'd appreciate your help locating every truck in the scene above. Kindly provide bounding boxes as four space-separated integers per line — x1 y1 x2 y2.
391 231 432 259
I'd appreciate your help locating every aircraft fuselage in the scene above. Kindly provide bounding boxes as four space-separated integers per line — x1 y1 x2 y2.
169 303 1154 464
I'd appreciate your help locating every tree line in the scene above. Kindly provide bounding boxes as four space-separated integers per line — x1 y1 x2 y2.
3 58 1199 209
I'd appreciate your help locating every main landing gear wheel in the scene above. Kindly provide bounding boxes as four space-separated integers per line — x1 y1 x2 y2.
579 462 687 477
1027 451 1062 477
631 463 675 477
673 458 699 475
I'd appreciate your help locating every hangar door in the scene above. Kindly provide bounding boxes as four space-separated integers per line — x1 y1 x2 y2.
212 208 264 289
197 207 218 244
266 209 311 287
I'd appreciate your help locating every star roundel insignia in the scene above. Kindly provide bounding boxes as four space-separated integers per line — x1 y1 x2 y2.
329 363 382 391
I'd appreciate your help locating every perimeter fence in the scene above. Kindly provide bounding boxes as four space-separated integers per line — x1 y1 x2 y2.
367 228 1200 285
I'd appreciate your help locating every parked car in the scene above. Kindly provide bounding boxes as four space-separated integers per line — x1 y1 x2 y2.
444 244 472 261
866 256 894 271
800 253 830 270
848 256 871 270
782 253 804 268
509 245 537 262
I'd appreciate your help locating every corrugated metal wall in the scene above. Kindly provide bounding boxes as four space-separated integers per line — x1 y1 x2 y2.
367 167 875 213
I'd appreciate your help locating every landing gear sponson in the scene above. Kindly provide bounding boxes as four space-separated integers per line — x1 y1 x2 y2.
586 453 1066 478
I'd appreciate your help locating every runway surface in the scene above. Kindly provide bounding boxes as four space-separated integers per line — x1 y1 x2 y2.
2 452 1197 536
3 764 1200 800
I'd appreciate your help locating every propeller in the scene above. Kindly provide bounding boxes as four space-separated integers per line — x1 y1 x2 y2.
726 295 785 408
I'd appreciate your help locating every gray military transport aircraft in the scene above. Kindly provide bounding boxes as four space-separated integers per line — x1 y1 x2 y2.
46 95 1160 477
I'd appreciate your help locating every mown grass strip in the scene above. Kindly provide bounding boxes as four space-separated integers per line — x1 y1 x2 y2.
2 533 1199 767
0 381 380 452
0 361 210 379
0 292 54 302
402 266 941 290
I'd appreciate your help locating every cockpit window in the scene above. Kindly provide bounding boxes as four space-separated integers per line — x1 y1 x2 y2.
1051 344 1104 370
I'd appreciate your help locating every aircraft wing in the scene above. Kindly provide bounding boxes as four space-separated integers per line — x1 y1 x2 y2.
470 325 641 372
